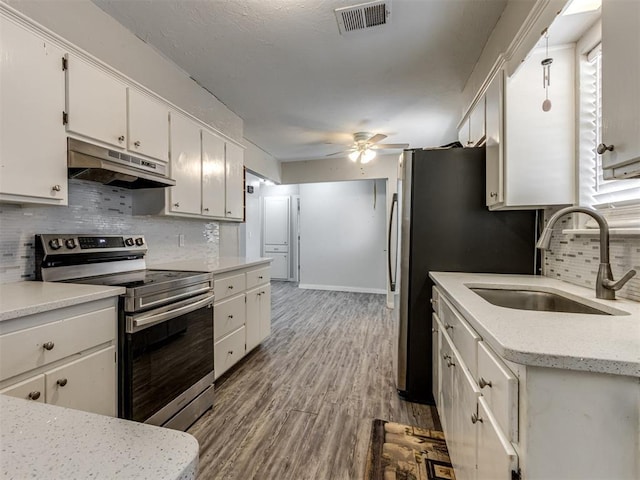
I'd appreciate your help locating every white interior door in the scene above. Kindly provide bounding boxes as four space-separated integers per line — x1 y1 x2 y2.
264 196 290 246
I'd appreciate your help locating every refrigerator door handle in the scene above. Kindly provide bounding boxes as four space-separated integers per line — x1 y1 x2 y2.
388 193 398 292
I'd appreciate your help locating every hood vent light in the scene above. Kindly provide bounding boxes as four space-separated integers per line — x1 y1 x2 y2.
335 1 390 35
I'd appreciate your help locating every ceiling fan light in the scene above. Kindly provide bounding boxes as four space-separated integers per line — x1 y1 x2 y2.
349 150 360 162
361 148 376 163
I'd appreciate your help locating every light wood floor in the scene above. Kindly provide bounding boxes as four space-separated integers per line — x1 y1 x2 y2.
188 281 440 480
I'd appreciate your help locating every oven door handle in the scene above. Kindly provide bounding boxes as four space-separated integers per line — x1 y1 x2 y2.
127 293 214 333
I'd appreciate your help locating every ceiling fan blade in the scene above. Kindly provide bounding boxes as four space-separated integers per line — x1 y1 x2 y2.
367 133 387 144
326 149 353 156
372 143 410 149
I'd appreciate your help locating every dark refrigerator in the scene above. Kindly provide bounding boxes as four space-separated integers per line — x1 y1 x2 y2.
393 147 537 404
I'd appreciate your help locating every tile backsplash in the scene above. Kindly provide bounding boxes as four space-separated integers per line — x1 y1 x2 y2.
543 216 640 302
0 180 219 283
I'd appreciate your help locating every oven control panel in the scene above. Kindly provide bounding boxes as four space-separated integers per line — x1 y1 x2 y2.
37 234 147 254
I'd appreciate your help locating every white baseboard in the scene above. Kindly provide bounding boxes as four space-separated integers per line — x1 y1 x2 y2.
297 283 387 295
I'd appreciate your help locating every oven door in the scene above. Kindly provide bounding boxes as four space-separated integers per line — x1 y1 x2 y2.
121 292 214 425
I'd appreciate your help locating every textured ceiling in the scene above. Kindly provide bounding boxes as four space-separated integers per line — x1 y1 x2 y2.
92 0 507 161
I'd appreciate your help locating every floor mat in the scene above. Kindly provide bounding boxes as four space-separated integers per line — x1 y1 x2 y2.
364 419 455 480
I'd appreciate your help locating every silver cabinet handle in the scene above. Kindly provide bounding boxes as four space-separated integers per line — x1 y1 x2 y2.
228 285 234 290
52 185 61 192
442 353 450 360
118 135 125 143
226 211 232 215
228 315 233 319
432 328 438 333
445 324 454 330
471 413 483 424
174 202 180 208
228 350 233 355
478 377 492 389
134 140 141 147
203 207 209 212
597 143 614 154
28 391 41 400
490 192 497 198
261 291 266 295
43 341 55 351
258 275 263 279
57 378 68 387
446 358 455 367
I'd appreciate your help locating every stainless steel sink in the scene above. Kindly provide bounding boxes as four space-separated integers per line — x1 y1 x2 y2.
470 288 613 315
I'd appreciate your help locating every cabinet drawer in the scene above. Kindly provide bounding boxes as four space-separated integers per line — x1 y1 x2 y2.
0 306 116 381
214 326 246 380
441 297 480 376
45 346 116 416
264 245 288 253
214 273 246 301
0 374 45 403
432 286 440 315
478 341 518 442
214 294 246 340
246 266 270 289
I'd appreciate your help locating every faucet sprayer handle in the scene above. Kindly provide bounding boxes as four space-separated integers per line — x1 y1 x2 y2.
603 269 637 292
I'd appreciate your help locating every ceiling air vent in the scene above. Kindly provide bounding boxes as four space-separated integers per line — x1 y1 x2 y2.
335 1 390 35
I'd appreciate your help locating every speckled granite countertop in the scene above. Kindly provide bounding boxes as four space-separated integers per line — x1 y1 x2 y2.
151 256 272 275
0 282 125 322
0 395 198 480
430 272 640 377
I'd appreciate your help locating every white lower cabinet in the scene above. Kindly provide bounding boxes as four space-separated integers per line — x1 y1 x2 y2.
213 263 272 380
0 298 118 416
433 285 639 480
44 346 116 416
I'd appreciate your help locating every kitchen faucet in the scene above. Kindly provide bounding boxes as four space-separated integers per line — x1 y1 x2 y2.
536 206 636 300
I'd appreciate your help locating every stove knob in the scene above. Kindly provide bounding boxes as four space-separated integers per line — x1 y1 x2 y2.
135 238 145 246
125 238 135 247
65 238 77 249
48 238 63 250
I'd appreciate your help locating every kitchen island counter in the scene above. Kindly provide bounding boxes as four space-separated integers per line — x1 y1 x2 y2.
430 272 640 377
0 395 199 479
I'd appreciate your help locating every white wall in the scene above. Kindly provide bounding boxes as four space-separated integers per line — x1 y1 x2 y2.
243 173 263 258
298 180 387 294
6 0 243 142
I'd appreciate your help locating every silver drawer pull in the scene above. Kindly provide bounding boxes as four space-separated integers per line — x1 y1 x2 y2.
228 285 234 290
446 358 455 368
43 341 55 351
28 391 41 401
478 377 493 389
57 378 68 387
228 315 233 319
442 353 450 360
445 324 454 330
258 276 263 279
471 413 483 424
228 350 233 355
134 140 141 147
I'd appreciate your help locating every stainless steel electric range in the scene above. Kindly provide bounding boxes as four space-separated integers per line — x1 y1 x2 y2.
35 233 214 431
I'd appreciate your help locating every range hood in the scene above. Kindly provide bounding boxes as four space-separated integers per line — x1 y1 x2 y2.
67 138 176 189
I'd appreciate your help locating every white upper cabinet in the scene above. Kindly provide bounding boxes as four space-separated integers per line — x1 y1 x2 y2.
485 70 504 206
483 45 575 210
65 53 127 149
169 111 202 215
0 17 67 205
127 89 169 162
469 96 486 147
202 130 226 217
225 142 245 220
600 0 640 179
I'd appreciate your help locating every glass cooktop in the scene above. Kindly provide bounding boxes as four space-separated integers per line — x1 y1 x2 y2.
64 269 206 290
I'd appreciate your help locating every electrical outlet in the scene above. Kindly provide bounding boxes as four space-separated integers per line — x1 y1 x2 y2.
178 234 185 247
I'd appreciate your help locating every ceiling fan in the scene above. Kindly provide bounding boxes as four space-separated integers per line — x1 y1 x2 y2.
327 132 409 164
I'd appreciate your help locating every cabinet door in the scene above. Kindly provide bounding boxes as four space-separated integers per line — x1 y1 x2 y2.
45 346 116 416
458 117 470 146
451 355 481 480
65 54 127 148
0 18 67 204
264 196 290 245
202 130 226 217
169 111 202 214
269 253 289 280
469 96 486 146
225 142 244 220
432 313 442 403
245 287 261 352
128 89 169 162
476 397 518 480
504 45 575 207
485 71 504 206
600 0 640 175
259 283 271 341
0 374 45 403
439 332 455 438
